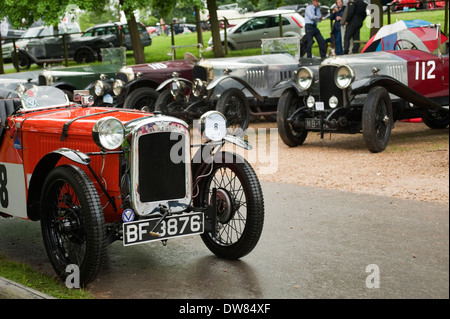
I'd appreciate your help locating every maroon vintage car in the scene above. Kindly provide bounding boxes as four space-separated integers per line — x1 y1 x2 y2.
93 52 197 110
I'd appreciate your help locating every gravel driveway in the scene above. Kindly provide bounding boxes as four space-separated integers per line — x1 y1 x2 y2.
239 120 449 205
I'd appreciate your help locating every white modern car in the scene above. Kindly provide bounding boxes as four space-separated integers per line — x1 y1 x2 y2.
208 10 305 50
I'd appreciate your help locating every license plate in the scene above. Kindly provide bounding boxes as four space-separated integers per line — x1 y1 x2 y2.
305 118 321 129
315 101 324 111
123 212 204 246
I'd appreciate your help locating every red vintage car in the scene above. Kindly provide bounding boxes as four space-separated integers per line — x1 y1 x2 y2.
93 53 198 110
391 0 424 11
0 86 264 285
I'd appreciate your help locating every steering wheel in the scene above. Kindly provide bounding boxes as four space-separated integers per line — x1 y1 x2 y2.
393 39 418 51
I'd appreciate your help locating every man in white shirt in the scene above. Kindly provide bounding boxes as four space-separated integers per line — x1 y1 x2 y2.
304 0 327 58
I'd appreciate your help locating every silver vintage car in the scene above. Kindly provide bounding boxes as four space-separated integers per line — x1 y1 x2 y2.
277 25 449 153
155 51 305 132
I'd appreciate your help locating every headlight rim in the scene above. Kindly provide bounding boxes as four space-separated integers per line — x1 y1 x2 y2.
199 110 228 142
112 79 125 96
329 95 339 109
192 78 206 97
334 65 355 89
295 67 314 91
94 80 106 97
170 79 186 98
306 95 315 108
92 116 126 150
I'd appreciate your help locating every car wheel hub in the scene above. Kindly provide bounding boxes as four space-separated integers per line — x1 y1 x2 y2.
215 188 235 224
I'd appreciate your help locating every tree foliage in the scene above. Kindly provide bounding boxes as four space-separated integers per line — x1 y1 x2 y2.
0 0 107 28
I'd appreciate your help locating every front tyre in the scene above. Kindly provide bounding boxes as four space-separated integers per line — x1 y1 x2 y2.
277 89 308 147
40 165 106 286
362 86 393 153
197 152 264 259
216 88 250 135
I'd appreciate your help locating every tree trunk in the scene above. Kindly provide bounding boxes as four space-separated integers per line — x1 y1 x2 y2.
206 0 224 58
125 10 146 64
194 6 203 47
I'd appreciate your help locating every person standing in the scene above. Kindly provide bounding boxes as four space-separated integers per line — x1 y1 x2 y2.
304 0 327 58
343 0 367 54
330 0 345 55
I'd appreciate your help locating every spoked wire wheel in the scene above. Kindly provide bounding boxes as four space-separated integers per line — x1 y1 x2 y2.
216 88 251 135
197 152 264 259
40 165 106 285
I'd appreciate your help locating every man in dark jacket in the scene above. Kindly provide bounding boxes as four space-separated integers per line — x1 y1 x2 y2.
343 0 367 54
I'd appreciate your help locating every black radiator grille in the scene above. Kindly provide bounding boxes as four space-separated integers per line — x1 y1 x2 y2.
319 65 344 109
116 72 129 84
138 132 186 202
38 75 47 86
192 65 207 81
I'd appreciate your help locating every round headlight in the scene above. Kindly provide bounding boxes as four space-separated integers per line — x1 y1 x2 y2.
94 80 106 96
113 79 124 96
329 95 338 108
92 117 125 150
307 95 315 108
296 67 314 90
170 80 185 97
192 78 205 97
335 65 354 89
199 111 227 142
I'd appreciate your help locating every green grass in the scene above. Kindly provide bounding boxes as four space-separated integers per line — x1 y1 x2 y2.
0 255 94 299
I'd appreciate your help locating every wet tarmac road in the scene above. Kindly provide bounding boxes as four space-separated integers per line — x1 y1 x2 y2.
0 182 448 299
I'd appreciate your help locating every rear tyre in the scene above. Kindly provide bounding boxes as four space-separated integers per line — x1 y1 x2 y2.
124 87 159 112
196 152 264 259
74 48 95 64
16 51 31 70
362 86 393 153
422 110 449 129
40 165 106 286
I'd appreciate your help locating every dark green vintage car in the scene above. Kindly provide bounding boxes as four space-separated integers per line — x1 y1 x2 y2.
37 48 125 100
